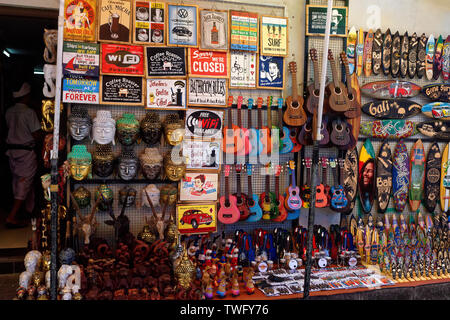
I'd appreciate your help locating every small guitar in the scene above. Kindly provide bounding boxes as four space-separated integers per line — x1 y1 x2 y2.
284 61 307 126
247 98 262 158
289 127 302 152
277 98 293 154
223 96 243 154
286 163 301 220
306 48 321 114
245 164 263 222
327 50 350 113
236 96 251 156
272 165 288 222
315 158 330 208
260 164 278 220
329 158 349 211
285 160 303 211
218 165 240 224
301 158 312 208
340 51 361 119
267 96 277 153
330 117 351 147
257 97 271 155
233 164 250 221
298 118 313 146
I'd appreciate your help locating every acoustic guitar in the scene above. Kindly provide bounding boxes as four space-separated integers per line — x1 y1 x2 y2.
277 98 293 154
245 164 263 222
284 61 307 126
236 96 251 156
218 165 240 224
306 48 321 114
260 164 278 220
340 51 361 119
315 158 330 208
285 160 302 211
272 165 288 222
330 117 351 147
257 97 271 155
301 158 312 208
247 98 262 158
223 96 244 154
233 164 250 221
327 50 350 113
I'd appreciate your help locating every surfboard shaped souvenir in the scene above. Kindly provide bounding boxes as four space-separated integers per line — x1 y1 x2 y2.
382 29 392 76
417 33 427 79
417 121 450 139
433 35 443 80
408 32 418 79
361 80 421 100
426 34 435 80
391 31 401 77
393 140 410 213
422 83 450 102
440 143 450 212
363 29 373 77
347 26 357 75
343 148 358 213
372 29 383 75
360 120 417 139
356 28 364 76
409 139 425 212
376 142 393 213
362 99 421 119
424 143 441 213
443 35 450 81
348 73 361 144
358 139 375 214
422 102 450 121
400 32 409 78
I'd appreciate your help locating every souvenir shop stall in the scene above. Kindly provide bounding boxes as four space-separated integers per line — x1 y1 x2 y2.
12 0 450 300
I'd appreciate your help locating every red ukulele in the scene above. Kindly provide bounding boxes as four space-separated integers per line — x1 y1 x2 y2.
233 164 250 221
289 127 302 153
257 97 271 155
236 96 251 156
272 164 288 222
223 96 244 154
218 165 240 224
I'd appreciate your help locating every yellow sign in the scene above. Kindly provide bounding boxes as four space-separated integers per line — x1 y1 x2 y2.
63 0 97 42
260 16 288 57
177 203 217 235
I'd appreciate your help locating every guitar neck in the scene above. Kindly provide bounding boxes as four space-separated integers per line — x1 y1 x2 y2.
278 107 283 128
322 164 327 185
313 60 320 91
291 168 296 188
248 108 253 128
247 174 253 198
236 170 242 197
258 107 263 129
228 107 233 128
306 166 311 186
332 164 338 186
338 161 345 185
275 174 280 198
265 173 270 201
343 61 352 93
291 72 299 102
267 104 272 128
237 107 243 128
225 175 230 201
330 59 341 89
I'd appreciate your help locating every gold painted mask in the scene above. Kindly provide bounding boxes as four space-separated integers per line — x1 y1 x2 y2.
163 152 186 182
160 184 178 206
163 114 184 146
68 145 92 181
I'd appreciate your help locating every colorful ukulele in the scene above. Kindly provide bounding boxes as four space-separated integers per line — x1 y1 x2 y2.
277 98 293 154
218 165 240 224
245 164 263 222
247 98 263 158
340 51 361 119
284 61 306 126
316 157 330 208
272 165 288 222
236 96 251 156
285 160 302 211
257 97 271 155
301 158 312 208
233 164 250 221
330 158 348 211
223 96 243 155
260 164 277 220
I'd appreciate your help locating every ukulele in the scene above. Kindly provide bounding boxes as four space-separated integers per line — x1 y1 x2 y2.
260 164 278 220
223 96 243 154
306 48 321 114
315 158 330 208
218 165 240 224
326 49 350 113
233 164 250 221
286 163 301 220
277 98 293 154
247 98 262 158
267 96 277 152
236 96 251 156
340 52 361 119
272 165 287 222
245 164 263 222
301 158 312 208
289 127 302 152
298 118 313 146
257 97 271 155
285 160 302 211
284 61 307 126
329 158 349 211
330 117 351 147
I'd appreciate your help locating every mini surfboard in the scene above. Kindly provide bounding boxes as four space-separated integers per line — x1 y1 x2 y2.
356 28 364 76
433 35 443 80
363 29 373 77
408 32 418 79
347 26 357 75
426 34 435 80
372 29 383 75
361 80 421 100
343 148 359 213
360 120 417 139
422 83 450 102
443 35 450 81
417 121 450 139
391 31 401 77
361 99 421 119
400 31 409 78
424 143 441 213
440 143 450 212
359 139 375 214
382 29 392 76
393 140 410 213
348 73 361 143
421 102 450 121
417 33 427 79
409 139 425 212
376 141 393 213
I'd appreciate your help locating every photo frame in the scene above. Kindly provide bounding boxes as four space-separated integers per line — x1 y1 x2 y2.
188 48 228 78
305 5 348 37
260 15 288 57
97 0 132 43
177 203 217 234
166 3 198 47
63 0 97 42
188 77 228 107
146 47 186 77
100 43 145 76
257 55 285 90
185 108 224 139
146 78 187 110
132 1 165 45
229 10 258 52
182 139 221 171
229 51 257 89
100 75 145 106
179 172 219 202
199 9 228 51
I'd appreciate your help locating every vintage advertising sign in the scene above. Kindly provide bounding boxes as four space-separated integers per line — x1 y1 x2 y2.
100 75 144 105
62 77 99 104
230 10 258 52
63 41 100 77
177 203 217 234
167 4 198 47
188 77 227 107
182 140 221 170
98 0 132 43
306 5 348 37
199 10 228 51
188 48 228 78
133 1 165 45
63 0 97 42
260 16 288 56
146 78 186 109
179 172 219 202
229 51 257 88
146 47 186 77
100 43 144 76
185 108 224 139
258 55 285 90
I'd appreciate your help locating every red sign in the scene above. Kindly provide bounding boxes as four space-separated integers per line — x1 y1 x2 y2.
189 48 228 78
100 43 144 76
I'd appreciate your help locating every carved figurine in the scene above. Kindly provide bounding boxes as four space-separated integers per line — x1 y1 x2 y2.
116 113 140 146
140 112 162 145
95 184 114 212
117 148 139 180
244 267 255 294
160 184 177 205
163 152 186 182
92 110 116 145
141 184 160 209
139 148 163 180
231 270 240 297
43 64 56 98
216 271 227 298
68 145 92 181
92 144 114 178
119 187 137 207
68 106 92 141
70 193 101 245
163 114 184 146
72 186 91 209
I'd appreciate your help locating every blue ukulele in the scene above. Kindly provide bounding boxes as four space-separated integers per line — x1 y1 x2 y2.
277 98 293 154
247 98 263 157
245 164 263 222
329 158 349 211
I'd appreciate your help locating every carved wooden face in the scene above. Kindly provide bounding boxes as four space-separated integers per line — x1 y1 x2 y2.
93 122 116 145
69 118 91 141
69 159 92 181
118 158 139 180
93 158 114 177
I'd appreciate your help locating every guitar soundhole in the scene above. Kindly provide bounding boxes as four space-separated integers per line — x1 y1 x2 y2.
348 93 354 100
248 199 255 207
292 191 297 196
292 101 299 108
314 89 320 96
334 87 342 94
336 124 343 131
225 200 230 207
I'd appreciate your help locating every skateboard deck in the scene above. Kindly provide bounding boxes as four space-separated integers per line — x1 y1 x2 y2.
363 29 373 77
433 35 443 80
409 139 425 212
376 141 393 213
421 102 450 121
344 148 359 213
393 140 410 213
408 32 418 79
400 31 409 78
443 35 450 81
417 121 450 139
359 139 375 214
417 33 427 79
382 28 392 76
422 83 450 102
360 120 417 139
356 28 364 76
347 26 357 75
440 143 450 212
391 31 401 77
372 28 383 75
424 142 441 213
361 99 421 119
426 34 435 80
361 80 421 99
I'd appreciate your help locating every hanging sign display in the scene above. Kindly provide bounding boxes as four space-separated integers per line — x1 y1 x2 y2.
98 0 132 43
260 16 288 56
188 77 228 107
146 47 186 77
182 140 221 171
62 77 99 104
258 55 285 90
229 51 257 88
101 43 144 75
146 78 186 109
167 4 198 47
63 41 100 77
100 75 144 105
306 5 348 37
133 1 165 45
179 172 219 202
230 10 258 52
177 203 217 234
185 108 224 139
188 48 228 78
63 0 97 42
199 9 228 51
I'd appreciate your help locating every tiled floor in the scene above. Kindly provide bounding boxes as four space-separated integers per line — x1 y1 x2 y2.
0 208 31 249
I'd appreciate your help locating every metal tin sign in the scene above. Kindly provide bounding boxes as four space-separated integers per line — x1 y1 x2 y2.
146 47 186 77
98 0 132 43
62 77 99 104
133 1 165 44
182 140 221 170
306 5 348 37
199 10 228 51
167 4 198 47
101 75 144 105
258 55 284 90
177 203 217 234
146 78 186 109
63 41 100 77
188 48 228 78
230 10 258 52
179 172 219 202
185 108 223 139
188 77 228 107
63 0 97 42
260 16 288 56
101 43 145 75
229 51 257 88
